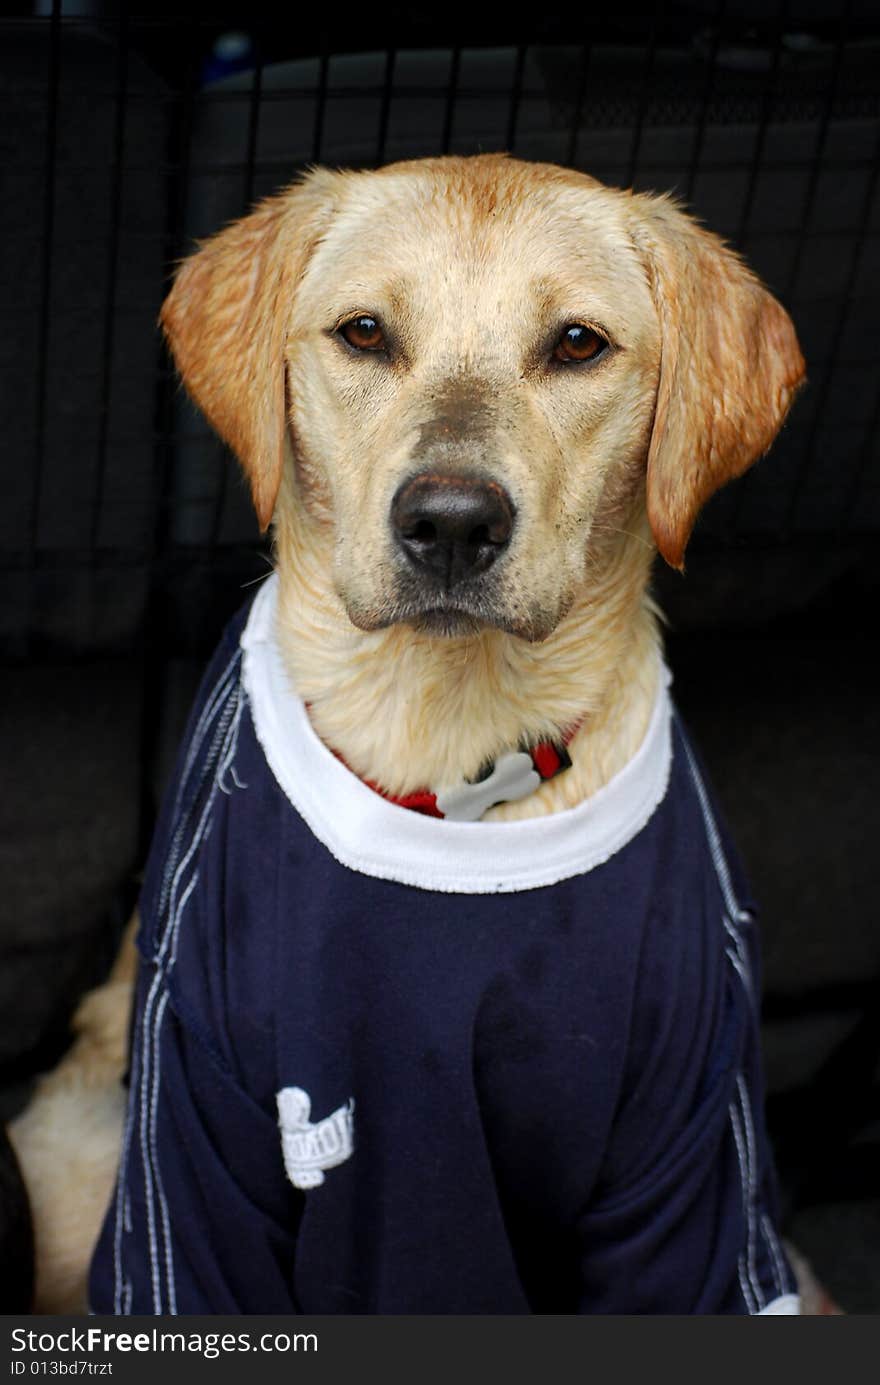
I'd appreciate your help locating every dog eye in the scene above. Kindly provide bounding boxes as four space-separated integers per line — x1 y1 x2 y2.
553 324 608 364
339 315 386 352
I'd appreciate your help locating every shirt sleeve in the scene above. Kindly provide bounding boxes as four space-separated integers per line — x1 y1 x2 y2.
572 894 798 1315
89 609 306 1314
88 955 302 1314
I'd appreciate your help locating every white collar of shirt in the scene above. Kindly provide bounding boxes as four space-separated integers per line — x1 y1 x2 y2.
240 573 673 895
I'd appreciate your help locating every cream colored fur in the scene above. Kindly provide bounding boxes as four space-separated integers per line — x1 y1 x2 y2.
9 920 137 1313
273 474 662 812
14 154 805 1312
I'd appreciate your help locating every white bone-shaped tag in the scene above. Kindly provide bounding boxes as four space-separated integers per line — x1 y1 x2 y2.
435 751 541 822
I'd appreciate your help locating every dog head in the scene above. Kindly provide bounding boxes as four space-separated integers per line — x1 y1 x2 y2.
161 155 804 644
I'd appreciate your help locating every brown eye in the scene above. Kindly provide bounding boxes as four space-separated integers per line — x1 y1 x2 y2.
340 315 386 352
553 324 607 363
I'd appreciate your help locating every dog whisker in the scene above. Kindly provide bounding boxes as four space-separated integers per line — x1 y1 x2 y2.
240 559 276 591
591 522 655 553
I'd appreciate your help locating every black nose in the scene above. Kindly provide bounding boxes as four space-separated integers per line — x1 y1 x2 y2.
391 474 515 587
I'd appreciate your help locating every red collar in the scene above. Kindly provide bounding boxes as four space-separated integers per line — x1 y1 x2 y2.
315 715 581 820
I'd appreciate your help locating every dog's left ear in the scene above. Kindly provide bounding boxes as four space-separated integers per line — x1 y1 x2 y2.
630 194 805 570
160 172 339 531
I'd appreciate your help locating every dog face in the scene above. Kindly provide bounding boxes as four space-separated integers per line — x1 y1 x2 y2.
284 162 662 643
161 156 804 644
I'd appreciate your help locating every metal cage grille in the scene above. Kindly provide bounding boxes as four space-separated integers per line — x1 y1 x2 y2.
2 2 878 659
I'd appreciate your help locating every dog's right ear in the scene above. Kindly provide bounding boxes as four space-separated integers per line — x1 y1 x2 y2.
160 173 338 531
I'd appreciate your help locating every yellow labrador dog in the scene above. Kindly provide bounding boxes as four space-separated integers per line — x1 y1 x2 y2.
13 154 809 1314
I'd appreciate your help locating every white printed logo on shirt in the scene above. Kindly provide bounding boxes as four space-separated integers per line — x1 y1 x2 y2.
276 1086 355 1189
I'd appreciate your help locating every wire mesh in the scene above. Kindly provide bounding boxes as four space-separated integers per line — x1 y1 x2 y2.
1 5 878 661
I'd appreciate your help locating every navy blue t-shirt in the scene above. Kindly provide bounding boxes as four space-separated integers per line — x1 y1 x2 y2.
89 576 797 1315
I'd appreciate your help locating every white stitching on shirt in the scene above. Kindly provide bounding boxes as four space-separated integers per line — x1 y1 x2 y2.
728 1099 760 1312
157 654 240 919
150 988 177 1315
736 1073 765 1312
722 914 755 1007
724 945 752 1001
681 727 789 1314
117 653 246 1315
216 686 249 796
761 1212 787 1296
679 732 752 924
113 999 142 1314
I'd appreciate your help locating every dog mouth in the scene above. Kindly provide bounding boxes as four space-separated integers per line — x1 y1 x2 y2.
404 605 488 638
344 585 556 643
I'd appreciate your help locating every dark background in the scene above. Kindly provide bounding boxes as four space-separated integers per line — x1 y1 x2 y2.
1 0 878 1311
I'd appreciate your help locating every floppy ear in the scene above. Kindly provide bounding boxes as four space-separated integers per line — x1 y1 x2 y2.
160 174 336 531
631 194 805 570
